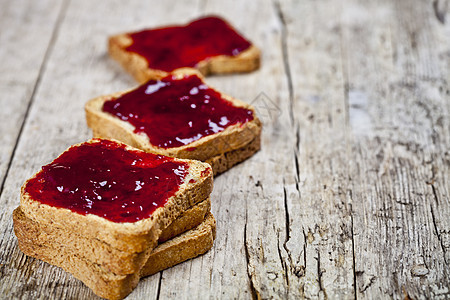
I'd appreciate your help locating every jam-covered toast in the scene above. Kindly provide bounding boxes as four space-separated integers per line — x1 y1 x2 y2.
15 138 213 299
85 70 262 175
108 16 260 83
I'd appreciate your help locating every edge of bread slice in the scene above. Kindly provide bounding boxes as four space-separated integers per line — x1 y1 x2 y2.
141 212 216 277
16 213 216 300
159 196 211 243
13 197 211 275
85 70 262 174
19 138 213 253
108 31 260 83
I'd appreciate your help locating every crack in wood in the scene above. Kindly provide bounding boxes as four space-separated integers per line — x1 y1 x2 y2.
294 124 301 194
276 232 289 288
244 212 260 300
429 182 440 206
208 253 214 291
282 185 291 257
0 226 14 256
155 272 163 300
430 203 448 265
302 228 307 267
360 274 376 293
273 0 294 126
316 250 327 299
350 203 358 300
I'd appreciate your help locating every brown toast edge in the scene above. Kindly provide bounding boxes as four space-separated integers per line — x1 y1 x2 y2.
13 197 211 275
141 213 216 277
206 134 261 175
16 214 216 300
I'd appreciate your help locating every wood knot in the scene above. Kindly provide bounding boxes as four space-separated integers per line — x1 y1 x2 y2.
411 265 429 277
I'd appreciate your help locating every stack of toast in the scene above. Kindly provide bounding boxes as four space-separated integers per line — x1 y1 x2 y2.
14 139 215 299
13 15 261 299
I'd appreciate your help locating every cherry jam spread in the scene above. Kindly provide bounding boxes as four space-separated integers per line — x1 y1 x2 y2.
126 16 252 72
102 74 254 149
25 139 189 223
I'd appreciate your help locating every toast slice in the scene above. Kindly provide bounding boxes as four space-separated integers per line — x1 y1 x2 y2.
19 138 213 253
109 16 260 83
85 70 262 175
159 196 210 243
17 213 216 299
16 138 213 299
13 197 211 275
142 212 216 277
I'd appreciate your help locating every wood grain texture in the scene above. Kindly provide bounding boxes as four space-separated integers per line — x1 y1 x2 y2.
0 0 65 198
340 1 450 298
0 0 448 299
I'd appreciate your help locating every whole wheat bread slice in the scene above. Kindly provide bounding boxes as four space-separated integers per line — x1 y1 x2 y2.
16 213 216 299
141 213 216 276
13 197 211 275
20 138 213 253
159 196 210 243
108 16 260 83
16 138 213 299
85 70 262 175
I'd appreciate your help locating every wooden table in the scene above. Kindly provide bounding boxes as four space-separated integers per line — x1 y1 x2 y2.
1 0 449 299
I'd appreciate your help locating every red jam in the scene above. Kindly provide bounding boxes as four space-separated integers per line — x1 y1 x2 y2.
126 16 252 72
102 74 254 149
24 139 189 223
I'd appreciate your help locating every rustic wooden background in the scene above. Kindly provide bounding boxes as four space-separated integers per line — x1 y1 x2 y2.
0 0 449 299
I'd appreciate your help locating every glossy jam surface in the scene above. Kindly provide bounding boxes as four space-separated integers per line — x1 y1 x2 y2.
126 16 252 72
25 139 189 223
103 74 254 149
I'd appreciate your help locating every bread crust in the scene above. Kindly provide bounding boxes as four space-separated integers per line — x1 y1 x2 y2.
141 213 216 277
85 70 262 175
206 134 261 175
16 214 216 300
108 32 260 83
13 197 210 275
159 197 211 243
15 240 138 300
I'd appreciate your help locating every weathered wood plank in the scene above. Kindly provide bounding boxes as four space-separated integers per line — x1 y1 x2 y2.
277 0 357 298
155 0 292 298
0 0 65 196
0 1 71 298
0 0 449 299
0 0 202 299
339 0 450 298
